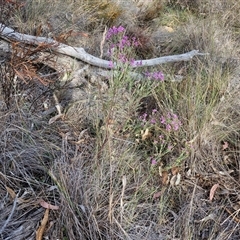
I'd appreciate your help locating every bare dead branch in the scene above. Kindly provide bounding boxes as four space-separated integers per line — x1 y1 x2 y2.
0 23 209 69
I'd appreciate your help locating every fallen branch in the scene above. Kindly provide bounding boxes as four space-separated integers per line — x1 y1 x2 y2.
0 23 208 69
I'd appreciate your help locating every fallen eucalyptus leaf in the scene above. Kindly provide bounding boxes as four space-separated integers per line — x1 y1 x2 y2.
209 184 219 201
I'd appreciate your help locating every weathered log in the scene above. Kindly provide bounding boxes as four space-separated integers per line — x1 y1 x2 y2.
0 23 208 69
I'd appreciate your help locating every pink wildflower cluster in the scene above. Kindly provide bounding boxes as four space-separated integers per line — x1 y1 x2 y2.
106 25 142 67
151 157 157 165
107 26 139 48
160 112 182 131
139 109 182 166
139 109 182 132
106 26 125 40
145 71 164 81
118 35 139 49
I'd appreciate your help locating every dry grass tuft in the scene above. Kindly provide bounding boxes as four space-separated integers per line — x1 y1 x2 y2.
167 0 201 12
136 0 164 22
85 0 123 27
0 108 61 239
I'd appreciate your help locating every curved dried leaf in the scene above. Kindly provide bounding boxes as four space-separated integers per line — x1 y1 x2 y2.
209 184 219 201
171 166 180 176
36 208 49 240
175 173 181 185
141 128 151 140
39 199 59 210
170 175 177 187
6 186 16 200
162 171 169 185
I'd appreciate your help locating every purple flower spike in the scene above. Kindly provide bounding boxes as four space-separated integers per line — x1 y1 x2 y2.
160 116 166 124
117 26 125 33
150 118 156 124
151 158 157 165
106 26 126 40
140 113 148 122
130 58 135 67
152 109 157 114
166 124 172 131
145 71 164 81
108 61 114 68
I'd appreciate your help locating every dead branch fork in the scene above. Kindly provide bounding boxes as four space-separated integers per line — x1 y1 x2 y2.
0 23 209 70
